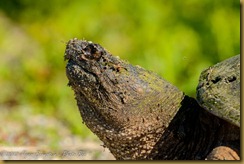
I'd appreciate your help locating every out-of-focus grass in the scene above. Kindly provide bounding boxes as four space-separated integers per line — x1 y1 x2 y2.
0 0 240 148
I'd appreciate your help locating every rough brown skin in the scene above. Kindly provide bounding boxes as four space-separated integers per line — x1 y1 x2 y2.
64 38 240 160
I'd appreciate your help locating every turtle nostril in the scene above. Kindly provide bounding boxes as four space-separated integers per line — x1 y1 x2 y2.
211 76 221 84
227 76 236 83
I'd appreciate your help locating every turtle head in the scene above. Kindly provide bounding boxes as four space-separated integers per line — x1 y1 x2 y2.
65 38 184 159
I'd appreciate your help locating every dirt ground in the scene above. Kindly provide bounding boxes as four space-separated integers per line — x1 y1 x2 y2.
0 107 115 160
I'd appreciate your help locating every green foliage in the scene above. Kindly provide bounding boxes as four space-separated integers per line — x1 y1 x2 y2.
0 0 240 140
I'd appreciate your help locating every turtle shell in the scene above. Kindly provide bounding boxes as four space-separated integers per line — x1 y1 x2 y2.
196 55 240 127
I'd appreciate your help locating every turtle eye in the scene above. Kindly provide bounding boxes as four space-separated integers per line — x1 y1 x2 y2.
83 45 91 54
82 44 101 60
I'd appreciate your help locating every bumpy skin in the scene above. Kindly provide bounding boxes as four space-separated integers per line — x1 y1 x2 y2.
65 38 240 160
65 38 184 159
196 55 240 127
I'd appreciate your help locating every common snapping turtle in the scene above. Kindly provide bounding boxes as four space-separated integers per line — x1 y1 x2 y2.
64 38 240 160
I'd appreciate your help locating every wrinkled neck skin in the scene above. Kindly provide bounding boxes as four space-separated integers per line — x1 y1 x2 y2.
152 96 240 160
65 39 239 160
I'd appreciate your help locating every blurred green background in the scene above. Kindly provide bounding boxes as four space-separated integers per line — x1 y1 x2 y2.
0 0 240 154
